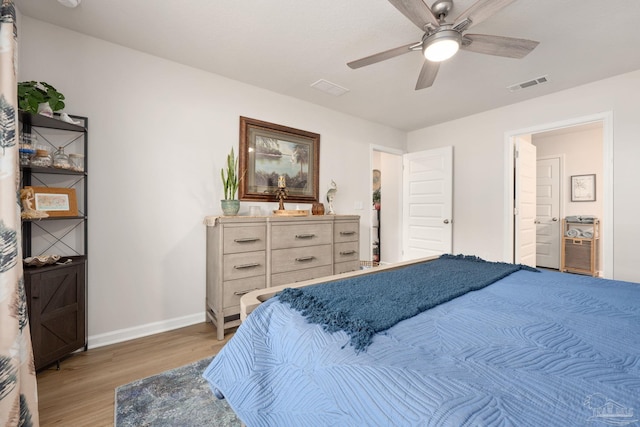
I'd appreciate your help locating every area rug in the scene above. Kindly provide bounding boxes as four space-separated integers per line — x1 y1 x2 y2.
115 356 242 426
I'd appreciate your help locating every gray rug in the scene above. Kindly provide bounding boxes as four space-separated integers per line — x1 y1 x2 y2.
115 356 241 426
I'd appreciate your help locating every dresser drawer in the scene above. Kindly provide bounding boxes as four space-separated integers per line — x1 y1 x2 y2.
271 265 333 287
223 251 266 281
271 223 332 249
223 275 266 309
334 241 359 263
271 244 332 274
223 225 266 254
335 261 360 275
334 222 359 243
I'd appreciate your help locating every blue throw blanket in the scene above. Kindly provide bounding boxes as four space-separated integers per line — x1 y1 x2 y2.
277 254 538 351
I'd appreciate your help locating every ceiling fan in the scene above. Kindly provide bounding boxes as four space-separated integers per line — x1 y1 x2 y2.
347 0 539 90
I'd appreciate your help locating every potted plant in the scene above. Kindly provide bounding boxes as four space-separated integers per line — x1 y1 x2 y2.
17 81 65 115
220 147 242 215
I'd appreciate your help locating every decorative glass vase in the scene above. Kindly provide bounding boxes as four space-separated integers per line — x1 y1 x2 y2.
221 199 240 216
53 146 71 169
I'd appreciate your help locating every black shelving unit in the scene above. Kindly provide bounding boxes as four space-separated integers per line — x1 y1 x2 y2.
19 111 88 370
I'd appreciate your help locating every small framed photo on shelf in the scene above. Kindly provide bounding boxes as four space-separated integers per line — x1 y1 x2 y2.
571 174 596 202
29 186 78 217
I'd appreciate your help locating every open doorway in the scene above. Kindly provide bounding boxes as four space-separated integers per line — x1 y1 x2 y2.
533 122 603 270
370 146 403 265
505 112 613 278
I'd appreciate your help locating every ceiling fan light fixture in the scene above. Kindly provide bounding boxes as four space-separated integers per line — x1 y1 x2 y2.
423 30 461 62
58 0 81 8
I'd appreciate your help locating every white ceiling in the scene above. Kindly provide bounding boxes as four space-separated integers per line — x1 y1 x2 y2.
16 0 640 131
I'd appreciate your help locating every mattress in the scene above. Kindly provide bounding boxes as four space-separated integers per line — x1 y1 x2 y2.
203 269 640 427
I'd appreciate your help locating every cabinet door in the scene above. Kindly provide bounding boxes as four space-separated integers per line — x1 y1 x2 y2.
26 262 86 370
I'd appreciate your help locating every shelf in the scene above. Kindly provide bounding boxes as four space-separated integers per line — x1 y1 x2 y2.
22 215 86 221
20 111 89 371
20 166 86 176
23 255 87 273
19 111 86 132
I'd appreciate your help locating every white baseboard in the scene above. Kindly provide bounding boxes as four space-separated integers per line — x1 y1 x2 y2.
88 312 207 349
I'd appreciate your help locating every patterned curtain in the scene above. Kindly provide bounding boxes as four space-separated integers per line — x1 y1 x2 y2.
0 1 39 425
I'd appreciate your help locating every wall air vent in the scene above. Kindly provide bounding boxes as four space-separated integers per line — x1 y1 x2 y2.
311 79 350 96
507 75 549 92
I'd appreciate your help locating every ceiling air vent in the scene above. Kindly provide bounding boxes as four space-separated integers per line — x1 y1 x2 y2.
507 75 549 92
311 79 349 96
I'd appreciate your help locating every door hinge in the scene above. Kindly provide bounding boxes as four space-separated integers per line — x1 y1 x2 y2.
514 150 519 159
514 207 519 215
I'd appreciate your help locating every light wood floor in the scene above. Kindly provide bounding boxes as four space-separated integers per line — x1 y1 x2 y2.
36 322 234 426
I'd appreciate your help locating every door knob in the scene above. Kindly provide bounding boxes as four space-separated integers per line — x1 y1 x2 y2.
552 217 558 221
443 219 449 224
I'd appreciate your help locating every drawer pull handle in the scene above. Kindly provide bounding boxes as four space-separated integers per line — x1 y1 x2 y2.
295 256 315 262
234 288 260 296
234 238 260 243
340 250 357 255
234 263 260 269
295 233 316 239
340 231 356 236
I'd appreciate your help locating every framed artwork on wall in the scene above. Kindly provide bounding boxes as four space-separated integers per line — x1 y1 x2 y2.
239 116 320 203
571 174 596 202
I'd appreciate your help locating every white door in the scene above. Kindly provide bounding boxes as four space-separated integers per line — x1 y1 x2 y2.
402 146 453 260
536 157 561 269
514 138 537 267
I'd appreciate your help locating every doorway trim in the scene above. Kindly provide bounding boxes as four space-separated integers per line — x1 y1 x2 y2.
503 111 613 278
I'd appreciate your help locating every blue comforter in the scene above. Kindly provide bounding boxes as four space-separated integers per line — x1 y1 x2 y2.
204 269 640 427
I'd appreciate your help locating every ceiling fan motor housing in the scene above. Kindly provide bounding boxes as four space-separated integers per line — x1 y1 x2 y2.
431 0 454 19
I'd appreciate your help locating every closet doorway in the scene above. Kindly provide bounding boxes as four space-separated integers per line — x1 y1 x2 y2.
506 112 613 278
370 146 403 264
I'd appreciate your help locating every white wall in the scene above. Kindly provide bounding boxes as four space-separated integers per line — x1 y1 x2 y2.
533 125 603 220
407 70 640 283
18 17 406 346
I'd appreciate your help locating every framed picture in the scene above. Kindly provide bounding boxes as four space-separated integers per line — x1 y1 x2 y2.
571 174 596 202
239 116 320 203
29 186 78 217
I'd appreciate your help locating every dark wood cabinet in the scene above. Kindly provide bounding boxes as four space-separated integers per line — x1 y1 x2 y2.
24 258 86 370
20 112 88 370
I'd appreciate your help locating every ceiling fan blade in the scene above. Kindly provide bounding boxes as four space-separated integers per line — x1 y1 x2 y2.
415 60 440 90
388 0 440 30
347 42 417 69
453 0 515 29
461 34 539 58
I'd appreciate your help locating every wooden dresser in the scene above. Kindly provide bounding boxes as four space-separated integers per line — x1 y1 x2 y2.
205 215 360 339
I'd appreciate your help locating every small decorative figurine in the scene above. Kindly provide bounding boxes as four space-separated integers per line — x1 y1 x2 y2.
326 180 337 215
275 175 289 211
20 187 49 219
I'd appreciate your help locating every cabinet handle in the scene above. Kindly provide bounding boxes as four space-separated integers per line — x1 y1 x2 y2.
295 256 315 262
234 288 260 296
233 263 260 269
340 250 356 255
234 238 260 243
295 233 315 239
340 231 356 236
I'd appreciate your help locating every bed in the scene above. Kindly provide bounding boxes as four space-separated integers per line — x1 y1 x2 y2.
203 255 640 427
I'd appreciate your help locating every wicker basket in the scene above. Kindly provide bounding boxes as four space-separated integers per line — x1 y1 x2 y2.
360 260 380 269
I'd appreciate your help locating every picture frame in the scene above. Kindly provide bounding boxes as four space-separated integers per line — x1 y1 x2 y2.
239 116 320 203
29 186 78 217
571 174 596 202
